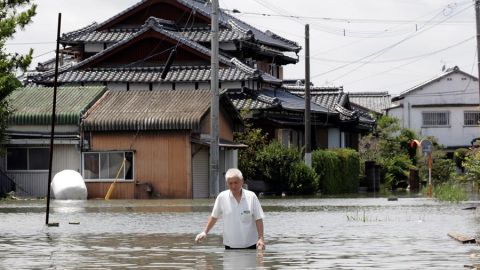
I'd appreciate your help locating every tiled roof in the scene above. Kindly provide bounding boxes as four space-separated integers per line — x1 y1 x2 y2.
33 58 282 85
8 86 106 125
348 92 391 114
283 86 378 125
78 0 300 52
186 0 300 51
282 84 343 92
62 28 251 44
39 19 234 78
36 66 251 83
226 88 280 111
83 89 220 131
226 88 331 114
287 88 348 110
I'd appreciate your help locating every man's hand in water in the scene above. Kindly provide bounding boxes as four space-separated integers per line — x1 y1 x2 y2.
256 238 265 250
195 231 207 243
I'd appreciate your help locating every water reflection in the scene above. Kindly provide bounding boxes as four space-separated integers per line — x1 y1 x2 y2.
0 197 480 269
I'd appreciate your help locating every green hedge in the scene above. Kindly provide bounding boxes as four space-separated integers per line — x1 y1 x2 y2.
288 162 319 195
312 149 360 194
255 141 301 191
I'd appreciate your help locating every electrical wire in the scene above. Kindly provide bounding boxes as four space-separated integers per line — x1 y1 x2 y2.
311 2 473 80
338 36 476 87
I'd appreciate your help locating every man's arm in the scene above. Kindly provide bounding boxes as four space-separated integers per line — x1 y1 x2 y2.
256 219 265 249
195 216 218 243
204 215 218 234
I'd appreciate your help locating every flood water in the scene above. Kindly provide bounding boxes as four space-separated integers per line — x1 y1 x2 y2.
1 196 480 269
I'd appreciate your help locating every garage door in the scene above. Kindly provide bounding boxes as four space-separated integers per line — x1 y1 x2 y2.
192 147 209 198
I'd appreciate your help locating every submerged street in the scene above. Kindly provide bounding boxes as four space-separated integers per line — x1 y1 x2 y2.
1 196 479 269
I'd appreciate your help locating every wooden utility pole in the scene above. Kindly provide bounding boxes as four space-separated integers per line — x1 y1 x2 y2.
210 0 220 197
304 24 312 167
476 0 480 107
46 13 61 226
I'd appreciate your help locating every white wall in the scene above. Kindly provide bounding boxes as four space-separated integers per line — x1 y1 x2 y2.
411 106 480 147
1 144 81 197
389 71 479 148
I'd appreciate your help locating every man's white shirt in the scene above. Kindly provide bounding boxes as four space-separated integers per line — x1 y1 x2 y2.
211 188 265 248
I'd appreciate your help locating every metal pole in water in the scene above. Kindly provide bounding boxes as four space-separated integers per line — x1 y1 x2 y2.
46 13 62 226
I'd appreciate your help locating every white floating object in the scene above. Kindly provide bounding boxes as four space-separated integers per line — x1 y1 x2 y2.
51 170 87 200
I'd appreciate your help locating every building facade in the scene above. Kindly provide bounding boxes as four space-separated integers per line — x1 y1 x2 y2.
387 66 479 150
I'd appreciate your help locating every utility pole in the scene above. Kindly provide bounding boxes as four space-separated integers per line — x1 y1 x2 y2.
304 24 311 167
210 0 220 197
46 13 61 226
475 0 480 107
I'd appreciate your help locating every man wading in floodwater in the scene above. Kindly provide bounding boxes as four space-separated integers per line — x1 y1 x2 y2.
195 168 266 249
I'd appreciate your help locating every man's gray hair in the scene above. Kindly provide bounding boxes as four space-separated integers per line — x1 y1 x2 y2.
225 168 243 182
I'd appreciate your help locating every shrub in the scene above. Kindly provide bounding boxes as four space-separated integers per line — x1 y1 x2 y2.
255 141 301 191
312 149 360 194
454 148 469 172
418 150 456 185
234 109 268 180
288 162 319 195
312 150 341 194
333 148 360 193
381 154 414 189
464 150 480 184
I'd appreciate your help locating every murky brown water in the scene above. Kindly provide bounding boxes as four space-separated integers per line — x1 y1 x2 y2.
1 196 479 269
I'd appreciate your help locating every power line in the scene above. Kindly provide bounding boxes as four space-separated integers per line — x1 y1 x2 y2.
302 36 475 64
244 0 472 38
6 41 55 45
310 3 473 80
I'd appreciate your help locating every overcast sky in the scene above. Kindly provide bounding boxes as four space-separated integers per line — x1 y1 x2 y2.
5 0 477 95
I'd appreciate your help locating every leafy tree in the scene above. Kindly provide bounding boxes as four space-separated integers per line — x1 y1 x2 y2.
234 108 268 180
359 115 419 189
0 1 37 146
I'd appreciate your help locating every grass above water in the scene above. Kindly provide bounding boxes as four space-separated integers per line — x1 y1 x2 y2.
422 181 468 203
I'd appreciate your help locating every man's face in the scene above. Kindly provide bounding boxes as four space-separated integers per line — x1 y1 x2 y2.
226 176 243 193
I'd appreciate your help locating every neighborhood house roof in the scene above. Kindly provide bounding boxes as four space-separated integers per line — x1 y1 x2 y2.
74 0 300 52
226 88 333 114
285 87 348 110
35 18 282 85
62 27 252 44
393 66 478 101
8 86 106 125
34 60 281 85
83 89 236 131
348 92 391 114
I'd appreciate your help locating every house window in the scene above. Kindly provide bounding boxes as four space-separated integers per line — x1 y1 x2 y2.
6 147 50 171
422 111 449 127
83 151 134 181
464 111 480 126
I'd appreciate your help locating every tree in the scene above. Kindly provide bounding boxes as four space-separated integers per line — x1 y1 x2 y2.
359 115 417 189
233 107 268 180
0 1 37 146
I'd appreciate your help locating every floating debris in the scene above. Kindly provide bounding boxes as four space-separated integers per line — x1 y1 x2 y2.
448 232 476 244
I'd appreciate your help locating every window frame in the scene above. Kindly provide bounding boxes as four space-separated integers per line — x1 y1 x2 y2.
421 111 450 127
82 151 134 182
6 147 50 172
464 111 480 126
